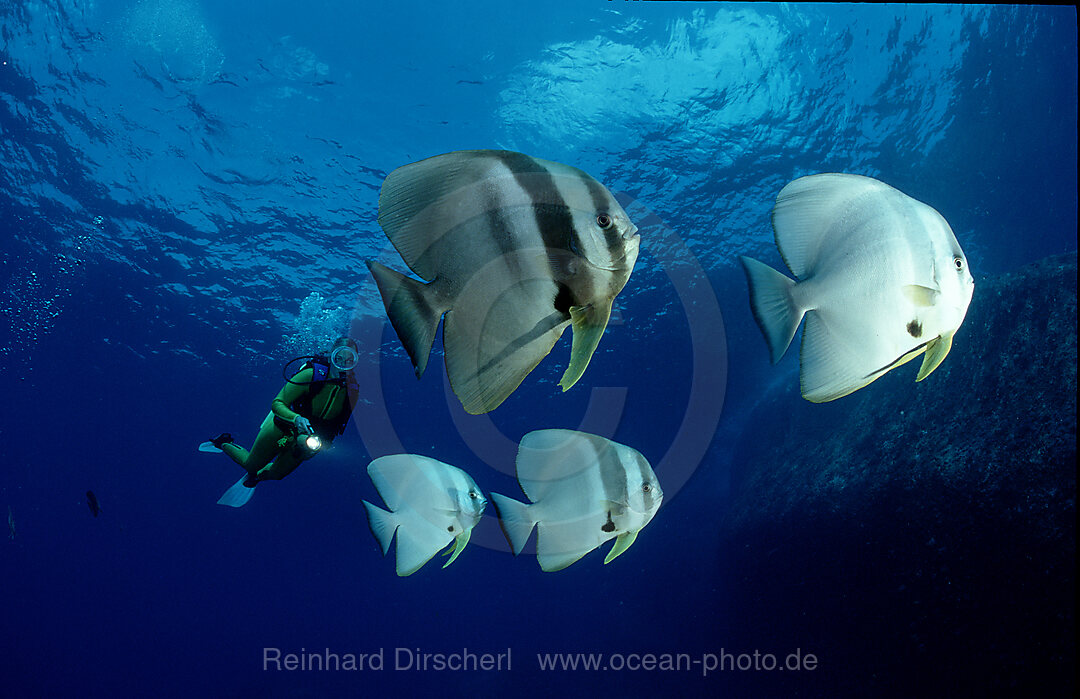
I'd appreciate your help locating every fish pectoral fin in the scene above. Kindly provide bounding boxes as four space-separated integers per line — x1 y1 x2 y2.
916 332 954 381
604 529 640 565
558 301 613 392
442 529 472 568
902 284 941 308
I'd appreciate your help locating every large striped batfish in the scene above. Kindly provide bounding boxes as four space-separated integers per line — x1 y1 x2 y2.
363 454 487 577
490 429 663 572
740 173 975 402
367 150 640 414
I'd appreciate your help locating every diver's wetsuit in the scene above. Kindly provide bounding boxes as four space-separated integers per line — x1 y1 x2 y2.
221 367 352 481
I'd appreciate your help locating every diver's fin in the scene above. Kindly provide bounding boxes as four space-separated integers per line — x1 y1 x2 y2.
217 476 256 508
199 441 223 453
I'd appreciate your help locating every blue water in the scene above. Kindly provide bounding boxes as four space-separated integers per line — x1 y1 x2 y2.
1 2 1076 697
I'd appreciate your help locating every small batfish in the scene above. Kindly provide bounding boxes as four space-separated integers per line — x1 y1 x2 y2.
490 429 663 572
7 506 15 541
368 149 641 414
86 490 101 517
740 173 975 402
363 455 487 577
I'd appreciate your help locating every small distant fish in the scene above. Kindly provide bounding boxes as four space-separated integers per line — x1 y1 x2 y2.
363 455 487 576
491 429 663 572
7 505 15 541
740 173 975 402
368 149 641 414
86 490 102 517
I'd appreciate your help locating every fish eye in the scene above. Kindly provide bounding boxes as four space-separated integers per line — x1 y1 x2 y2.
469 491 478 499
596 213 613 229
642 483 651 493
953 256 964 271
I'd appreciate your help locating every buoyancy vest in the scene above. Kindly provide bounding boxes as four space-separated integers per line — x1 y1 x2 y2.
274 357 359 438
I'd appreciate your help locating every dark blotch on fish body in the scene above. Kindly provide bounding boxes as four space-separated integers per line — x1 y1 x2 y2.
554 283 574 315
601 511 616 533
907 320 923 338
86 490 101 518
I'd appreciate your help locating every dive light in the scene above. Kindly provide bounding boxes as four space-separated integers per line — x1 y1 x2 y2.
293 432 323 457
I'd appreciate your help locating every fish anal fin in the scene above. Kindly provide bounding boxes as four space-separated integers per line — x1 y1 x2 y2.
444 279 567 414
558 301 612 391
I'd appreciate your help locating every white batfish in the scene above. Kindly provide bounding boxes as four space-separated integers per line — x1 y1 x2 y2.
740 173 975 402
490 429 663 572
368 149 640 415
363 455 487 577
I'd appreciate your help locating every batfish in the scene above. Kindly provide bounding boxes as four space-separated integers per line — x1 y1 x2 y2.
363 454 487 576
490 429 663 572
740 173 975 402
368 149 640 414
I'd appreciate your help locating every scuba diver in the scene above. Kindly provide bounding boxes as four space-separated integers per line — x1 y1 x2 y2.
201 336 361 507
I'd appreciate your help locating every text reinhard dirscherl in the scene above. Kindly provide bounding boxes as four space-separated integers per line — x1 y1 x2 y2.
263 647 512 672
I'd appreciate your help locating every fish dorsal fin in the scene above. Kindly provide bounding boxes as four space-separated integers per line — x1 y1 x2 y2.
378 150 526 281
515 429 609 503
367 454 458 513
771 173 885 279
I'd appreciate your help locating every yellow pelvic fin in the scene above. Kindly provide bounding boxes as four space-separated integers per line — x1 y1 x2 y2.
603 529 640 565
558 301 613 392
442 529 471 568
916 332 954 381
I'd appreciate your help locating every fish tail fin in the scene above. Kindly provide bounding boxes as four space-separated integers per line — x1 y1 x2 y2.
362 500 398 556
217 476 256 508
366 260 445 378
740 256 803 363
490 493 536 556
